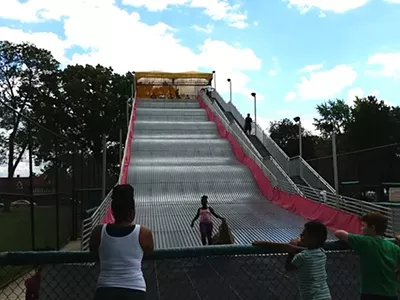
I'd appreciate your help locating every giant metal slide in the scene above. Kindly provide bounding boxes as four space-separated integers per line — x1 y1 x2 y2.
102 95 338 248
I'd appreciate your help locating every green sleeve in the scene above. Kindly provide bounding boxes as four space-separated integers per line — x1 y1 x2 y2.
348 234 369 254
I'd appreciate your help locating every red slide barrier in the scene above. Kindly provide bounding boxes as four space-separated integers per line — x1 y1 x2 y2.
101 98 138 224
198 95 361 234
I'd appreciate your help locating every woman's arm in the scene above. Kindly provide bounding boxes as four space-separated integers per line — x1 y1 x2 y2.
89 225 103 261
209 207 224 220
191 209 200 226
139 225 154 256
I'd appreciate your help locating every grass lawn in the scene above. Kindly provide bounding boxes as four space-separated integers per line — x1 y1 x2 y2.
0 206 72 288
0 205 72 252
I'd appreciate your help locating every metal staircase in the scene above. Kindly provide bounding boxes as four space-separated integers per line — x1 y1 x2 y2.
249 135 271 158
210 90 335 194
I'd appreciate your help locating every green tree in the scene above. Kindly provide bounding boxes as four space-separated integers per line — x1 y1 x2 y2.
313 99 352 137
345 96 400 185
269 118 317 159
30 64 131 181
0 41 60 212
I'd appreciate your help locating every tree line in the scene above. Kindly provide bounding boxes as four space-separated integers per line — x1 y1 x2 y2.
0 41 133 211
269 98 400 199
1 40 398 205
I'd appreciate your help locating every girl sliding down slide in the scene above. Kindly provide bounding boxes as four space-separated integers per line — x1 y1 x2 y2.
191 195 224 246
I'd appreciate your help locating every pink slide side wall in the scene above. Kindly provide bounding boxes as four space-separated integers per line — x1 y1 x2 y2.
100 98 138 224
198 95 361 234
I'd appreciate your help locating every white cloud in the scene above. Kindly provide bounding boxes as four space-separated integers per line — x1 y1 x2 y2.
0 0 248 28
367 53 400 78
285 0 369 14
190 0 248 28
347 87 364 106
284 91 297 102
268 69 277 76
0 1 260 100
346 88 393 107
370 89 380 96
255 116 273 131
275 110 292 116
122 0 189 11
192 24 213 33
0 27 68 64
267 56 280 77
121 0 248 28
298 63 323 73
0 0 115 22
293 65 357 100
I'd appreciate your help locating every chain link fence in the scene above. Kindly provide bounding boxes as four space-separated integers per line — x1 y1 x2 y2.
0 99 121 252
0 243 363 300
308 143 400 201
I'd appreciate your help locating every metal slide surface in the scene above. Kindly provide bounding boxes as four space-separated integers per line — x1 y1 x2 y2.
129 98 331 248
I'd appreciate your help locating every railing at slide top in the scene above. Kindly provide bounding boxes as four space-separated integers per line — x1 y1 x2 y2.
80 97 136 250
211 91 336 194
0 242 377 300
203 92 395 236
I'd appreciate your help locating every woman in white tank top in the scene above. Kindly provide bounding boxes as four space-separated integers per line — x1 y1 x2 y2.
89 184 154 300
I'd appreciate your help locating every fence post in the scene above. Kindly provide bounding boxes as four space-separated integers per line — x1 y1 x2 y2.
71 149 77 241
28 120 35 250
80 151 84 228
55 138 60 250
101 134 107 200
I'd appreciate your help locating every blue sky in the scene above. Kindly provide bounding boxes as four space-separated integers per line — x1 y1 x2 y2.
0 0 400 134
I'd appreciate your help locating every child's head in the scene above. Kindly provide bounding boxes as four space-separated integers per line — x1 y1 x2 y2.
361 212 387 236
300 221 328 248
201 195 208 206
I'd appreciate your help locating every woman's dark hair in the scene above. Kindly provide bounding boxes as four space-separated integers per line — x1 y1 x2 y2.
111 184 135 222
304 221 327 247
361 212 387 235
201 195 208 201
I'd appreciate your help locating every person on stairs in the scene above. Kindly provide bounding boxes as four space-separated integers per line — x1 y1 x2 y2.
89 184 154 300
191 195 225 246
244 113 253 136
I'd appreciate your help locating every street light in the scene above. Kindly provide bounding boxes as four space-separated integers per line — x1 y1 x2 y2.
227 78 232 103
127 72 135 128
327 124 339 194
251 92 257 136
293 117 303 159
293 116 303 178
212 70 216 89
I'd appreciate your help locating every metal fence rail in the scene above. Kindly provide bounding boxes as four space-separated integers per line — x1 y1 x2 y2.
0 242 365 300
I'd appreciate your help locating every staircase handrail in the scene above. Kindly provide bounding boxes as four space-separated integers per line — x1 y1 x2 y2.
201 93 278 185
266 156 302 195
224 99 291 172
290 155 336 194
